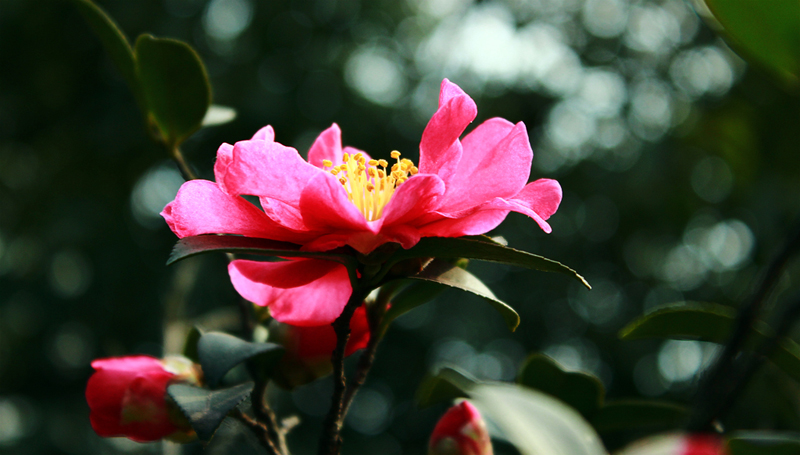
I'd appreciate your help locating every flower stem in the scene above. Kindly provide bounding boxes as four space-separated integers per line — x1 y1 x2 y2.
318 289 369 455
170 145 198 181
252 378 288 455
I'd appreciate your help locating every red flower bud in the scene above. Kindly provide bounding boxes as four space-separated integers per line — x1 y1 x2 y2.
86 355 200 442
270 305 371 388
617 433 727 455
429 401 493 455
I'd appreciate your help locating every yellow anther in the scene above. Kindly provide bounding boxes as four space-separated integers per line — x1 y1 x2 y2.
366 182 375 191
343 153 350 161
390 150 401 159
368 159 378 166
339 177 347 185
391 164 399 172
322 159 333 168
401 162 410 171
378 159 388 168
368 168 377 178
354 153 363 161
331 168 340 175
410 166 419 175
392 170 404 180
397 177 407 185
377 169 386 178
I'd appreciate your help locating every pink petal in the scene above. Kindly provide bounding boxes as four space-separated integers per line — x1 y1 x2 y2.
440 120 533 212
162 180 307 241
251 125 275 141
228 258 352 326
418 79 476 182
418 208 510 238
222 140 321 208
213 143 234 184
299 172 371 231
307 124 342 168
509 178 562 221
260 198 310 231
342 146 372 163
381 174 445 226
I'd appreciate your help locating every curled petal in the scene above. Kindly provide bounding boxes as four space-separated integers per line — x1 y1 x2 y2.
381 174 445 226
162 180 305 242
510 178 562 221
250 125 275 142
441 120 532 212
299 172 371 231
419 79 476 182
228 258 352 326
307 124 343 168
418 208 510 239
222 140 320 207
213 143 233 184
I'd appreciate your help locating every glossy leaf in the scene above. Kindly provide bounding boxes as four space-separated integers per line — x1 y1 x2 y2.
703 0 800 89
197 332 284 387
167 382 253 443
182 326 203 363
727 431 800 455
167 235 350 266
590 400 688 433
388 236 590 289
70 0 145 111
416 367 475 408
202 105 237 126
406 258 520 332
619 302 800 384
517 354 604 418
135 35 211 147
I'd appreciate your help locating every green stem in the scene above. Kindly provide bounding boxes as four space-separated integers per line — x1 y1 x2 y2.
170 145 198 181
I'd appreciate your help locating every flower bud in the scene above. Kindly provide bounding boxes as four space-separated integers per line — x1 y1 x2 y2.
269 305 371 389
617 433 727 455
429 401 493 455
86 355 201 442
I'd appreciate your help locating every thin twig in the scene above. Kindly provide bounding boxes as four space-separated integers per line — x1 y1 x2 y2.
233 408 282 455
688 220 800 431
170 145 199 181
318 290 369 455
252 379 287 455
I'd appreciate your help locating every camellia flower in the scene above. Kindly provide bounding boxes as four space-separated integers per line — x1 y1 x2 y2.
616 433 728 455
86 355 200 442
162 79 561 325
269 304 371 388
429 400 493 455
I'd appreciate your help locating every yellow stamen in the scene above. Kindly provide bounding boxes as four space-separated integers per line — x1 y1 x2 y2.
322 159 333 168
330 150 418 221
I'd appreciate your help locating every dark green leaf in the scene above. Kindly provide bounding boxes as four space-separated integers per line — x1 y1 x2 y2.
167 382 253 443
198 332 284 387
135 35 211 147
416 367 475 407
590 400 688 433
727 431 800 455
702 0 800 89
619 302 800 384
202 105 237 126
406 259 520 332
517 354 604 418
167 235 350 266
182 326 203 363
388 237 590 288
70 0 146 112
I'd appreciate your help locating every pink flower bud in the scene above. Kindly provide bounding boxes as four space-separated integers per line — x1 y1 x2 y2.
270 305 371 388
429 401 493 455
85 355 200 442
617 433 727 455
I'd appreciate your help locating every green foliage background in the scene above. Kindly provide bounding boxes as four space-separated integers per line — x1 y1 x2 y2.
1 0 800 453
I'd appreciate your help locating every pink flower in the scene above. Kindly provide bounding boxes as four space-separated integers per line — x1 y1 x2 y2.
617 434 727 455
269 305 371 388
429 401 493 455
86 355 199 442
162 79 561 325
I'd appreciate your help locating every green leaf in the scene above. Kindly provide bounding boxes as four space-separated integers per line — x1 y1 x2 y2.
70 0 146 112
202 105 237 127
135 35 211 147
388 237 590 289
197 332 284 387
619 302 800 384
182 326 204 363
416 367 475 407
517 354 605 418
167 235 351 266
727 431 800 455
405 258 520 332
702 0 800 89
589 400 688 433
167 382 253 444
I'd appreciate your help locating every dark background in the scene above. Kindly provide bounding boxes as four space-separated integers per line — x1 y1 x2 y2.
2 0 800 453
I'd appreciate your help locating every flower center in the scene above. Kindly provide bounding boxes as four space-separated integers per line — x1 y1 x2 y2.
323 150 418 221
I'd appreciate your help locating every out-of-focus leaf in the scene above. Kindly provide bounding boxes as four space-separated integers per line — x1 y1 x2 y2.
70 0 145 111
202 105 237 126
405 259 520 332
590 400 689 433
416 367 475 408
388 237 590 289
421 367 607 455
167 382 253 444
167 235 351 266
197 332 284 387
517 354 604 418
135 35 211 147
182 326 203 363
619 302 800 384
702 0 800 89
727 431 800 455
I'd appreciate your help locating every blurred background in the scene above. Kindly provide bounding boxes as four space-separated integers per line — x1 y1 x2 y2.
2 0 800 453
